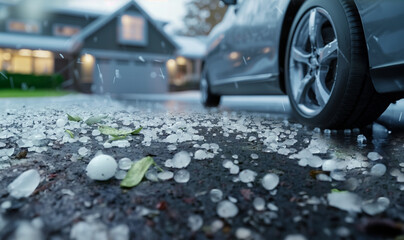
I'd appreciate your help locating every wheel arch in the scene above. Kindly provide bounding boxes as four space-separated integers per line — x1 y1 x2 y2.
278 0 306 94
278 0 368 94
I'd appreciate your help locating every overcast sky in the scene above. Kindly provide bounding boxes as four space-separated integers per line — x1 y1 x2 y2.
66 0 187 24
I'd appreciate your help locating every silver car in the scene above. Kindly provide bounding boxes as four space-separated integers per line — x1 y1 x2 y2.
201 0 404 128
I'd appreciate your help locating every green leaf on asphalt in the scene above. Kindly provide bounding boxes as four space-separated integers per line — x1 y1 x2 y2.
85 115 107 125
331 188 346 193
109 135 128 142
121 156 155 188
67 114 82 122
99 126 142 137
65 129 74 138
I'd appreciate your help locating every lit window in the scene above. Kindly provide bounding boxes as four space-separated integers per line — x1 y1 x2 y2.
118 13 148 46
80 54 95 83
53 24 81 37
7 20 41 34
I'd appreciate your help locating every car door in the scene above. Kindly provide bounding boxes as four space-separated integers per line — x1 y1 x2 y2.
210 0 287 95
229 0 287 94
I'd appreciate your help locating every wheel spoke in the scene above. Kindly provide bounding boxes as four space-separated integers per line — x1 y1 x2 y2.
295 74 314 104
291 47 311 66
318 39 338 64
313 74 330 107
309 9 320 48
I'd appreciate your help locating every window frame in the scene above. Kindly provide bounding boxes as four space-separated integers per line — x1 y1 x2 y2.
7 19 41 34
52 23 81 37
117 12 148 47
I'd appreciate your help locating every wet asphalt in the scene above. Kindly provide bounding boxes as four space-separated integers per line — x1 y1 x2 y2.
0 92 403 240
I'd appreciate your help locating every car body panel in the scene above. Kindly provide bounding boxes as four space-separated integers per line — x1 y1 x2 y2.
205 0 404 95
354 0 404 93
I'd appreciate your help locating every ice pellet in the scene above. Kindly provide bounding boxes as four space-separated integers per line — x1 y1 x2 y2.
174 169 190 183
210 189 223 203
217 200 238 218
7 169 40 199
172 151 191 168
86 154 117 181
118 158 132 170
262 173 279 190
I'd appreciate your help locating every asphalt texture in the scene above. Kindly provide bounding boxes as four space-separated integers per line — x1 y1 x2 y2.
0 93 403 240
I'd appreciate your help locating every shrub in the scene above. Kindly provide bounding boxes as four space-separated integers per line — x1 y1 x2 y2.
0 72 64 89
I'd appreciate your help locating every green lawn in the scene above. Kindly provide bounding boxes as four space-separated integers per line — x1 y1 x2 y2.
0 89 73 98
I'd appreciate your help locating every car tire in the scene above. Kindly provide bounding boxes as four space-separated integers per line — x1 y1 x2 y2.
285 0 392 129
200 68 221 107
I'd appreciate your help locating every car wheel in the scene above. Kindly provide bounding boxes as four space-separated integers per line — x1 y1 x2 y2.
200 69 221 107
285 0 391 129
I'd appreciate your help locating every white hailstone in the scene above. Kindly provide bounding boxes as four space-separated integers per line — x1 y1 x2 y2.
103 142 112 148
118 158 132 170
167 144 177 151
361 197 390 216
86 155 117 181
370 163 387 177
187 215 203 232
230 164 240 174
222 160 233 168
267 203 279 211
253 197 265 211
172 151 191 168
357 135 367 145
114 170 127 180
145 169 159 182
210 189 223 203
250 153 259 160
78 147 89 156
56 118 67 127
91 130 101 136
285 234 307 240
194 149 209 160
158 171 174 181
210 220 224 233
239 169 257 183
174 169 190 183
262 173 279 190
7 169 40 199
235 227 252 239
217 200 238 218
327 192 362 213
367 152 382 161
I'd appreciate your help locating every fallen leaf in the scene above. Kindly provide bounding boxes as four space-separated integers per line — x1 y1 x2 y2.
85 115 107 125
121 156 155 188
65 129 74 138
67 114 82 122
99 125 142 137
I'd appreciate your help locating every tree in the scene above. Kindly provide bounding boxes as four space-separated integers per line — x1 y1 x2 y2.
181 0 227 36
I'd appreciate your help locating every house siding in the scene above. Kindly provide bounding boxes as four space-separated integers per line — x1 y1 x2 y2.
83 6 176 55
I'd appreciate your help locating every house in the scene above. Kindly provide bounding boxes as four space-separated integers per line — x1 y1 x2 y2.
166 36 207 91
0 0 177 94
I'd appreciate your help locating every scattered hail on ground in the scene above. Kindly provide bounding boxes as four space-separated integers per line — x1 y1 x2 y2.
0 95 403 239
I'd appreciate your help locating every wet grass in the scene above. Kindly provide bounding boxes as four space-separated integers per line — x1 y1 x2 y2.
0 89 73 98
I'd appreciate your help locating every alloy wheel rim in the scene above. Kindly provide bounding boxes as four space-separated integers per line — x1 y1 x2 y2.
289 7 339 117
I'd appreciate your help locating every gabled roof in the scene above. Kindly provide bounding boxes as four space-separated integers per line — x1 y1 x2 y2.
0 33 80 53
71 0 178 50
0 0 178 54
